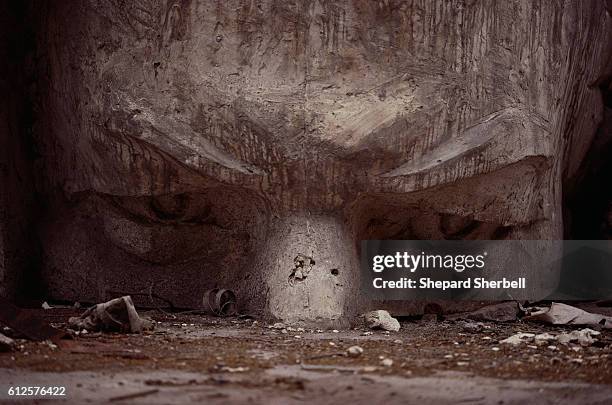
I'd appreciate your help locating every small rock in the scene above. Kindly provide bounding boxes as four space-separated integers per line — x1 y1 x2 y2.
221 366 249 373
346 346 364 358
0 333 15 352
381 358 393 367
461 321 484 333
456 361 469 366
500 332 535 345
491 347 500 352
556 328 600 346
362 366 377 372
42 301 52 310
361 331 374 336
393 339 403 344
271 322 285 330
534 333 556 344
364 310 400 332
332 329 339 333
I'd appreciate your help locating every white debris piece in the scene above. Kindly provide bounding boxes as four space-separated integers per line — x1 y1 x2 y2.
534 333 556 344
381 358 393 367
364 310 400 332
556 328 601 346
346 346 364 358
500 332 535 345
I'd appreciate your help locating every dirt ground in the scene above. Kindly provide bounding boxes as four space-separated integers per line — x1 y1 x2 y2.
1 308 612 404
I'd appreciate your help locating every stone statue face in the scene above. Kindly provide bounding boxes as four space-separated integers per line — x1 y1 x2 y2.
37 0 610 322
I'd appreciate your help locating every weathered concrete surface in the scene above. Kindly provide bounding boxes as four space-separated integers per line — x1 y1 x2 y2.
19 1 612 321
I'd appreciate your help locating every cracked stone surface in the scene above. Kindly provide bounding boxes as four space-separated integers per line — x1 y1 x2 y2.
1 1 612 321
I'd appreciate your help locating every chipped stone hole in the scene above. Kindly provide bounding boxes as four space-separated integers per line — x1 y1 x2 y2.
288 254 315 286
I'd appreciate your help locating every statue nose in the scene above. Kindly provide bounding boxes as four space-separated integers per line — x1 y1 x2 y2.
255 214 362 326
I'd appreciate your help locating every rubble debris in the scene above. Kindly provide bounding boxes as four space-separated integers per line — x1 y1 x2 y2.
220 366 249 373
202 289 237 317
501 328 602 347
500 333 535 345
524 302 612 329
364 310 400 332
449 302 520 322
556 329 601 346
68 296 154 333
461 321 484 333
346 346 364 358
0 333 15 352
0 296 65 341
381 358 394 367
534 333 556 344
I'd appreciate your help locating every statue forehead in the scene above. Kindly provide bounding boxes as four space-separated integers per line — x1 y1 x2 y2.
58 0 561 214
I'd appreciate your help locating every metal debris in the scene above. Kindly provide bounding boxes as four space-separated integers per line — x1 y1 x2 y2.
202 289 237 317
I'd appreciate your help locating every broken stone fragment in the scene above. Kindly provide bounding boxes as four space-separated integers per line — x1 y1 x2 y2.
68 296 154 333
501 328 601 347
364 310 400 332
500 332 535 345
524 302 612 329
556 328 601 346
534 333 556 344
346 345 364 358
381 358 394 367
0 332 15 352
